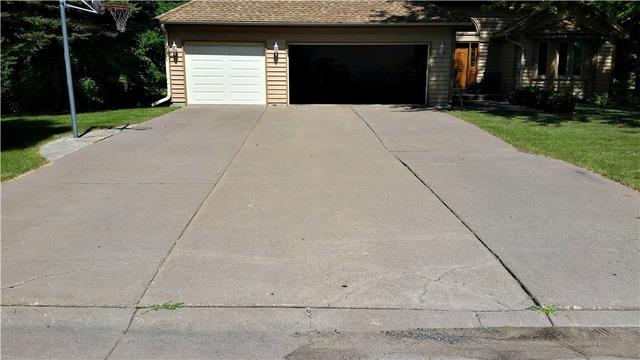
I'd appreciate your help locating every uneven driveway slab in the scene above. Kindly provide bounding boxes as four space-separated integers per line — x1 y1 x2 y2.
141 106 533 310
355 105 640 310
1 106 263 306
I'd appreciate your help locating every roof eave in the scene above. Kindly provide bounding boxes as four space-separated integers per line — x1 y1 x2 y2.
160 21 474 27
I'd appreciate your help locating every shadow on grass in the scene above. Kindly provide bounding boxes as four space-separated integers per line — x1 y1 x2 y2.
1 118 69 151
446 103 640 128
386 104 435 112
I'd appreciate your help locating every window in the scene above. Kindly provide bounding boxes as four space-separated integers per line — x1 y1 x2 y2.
537 42 548 76
572 41 583 76
558 42 569 76
470 43 478 67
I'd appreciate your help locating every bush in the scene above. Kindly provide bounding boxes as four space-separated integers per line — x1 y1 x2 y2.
509 87 550 108
78 77 104 110
592 93 610 107
545 90 577 113
508 87 531 105
509 87 576 113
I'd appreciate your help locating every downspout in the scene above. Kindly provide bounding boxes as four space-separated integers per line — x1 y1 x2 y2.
505 34 525 88
152 23 171 106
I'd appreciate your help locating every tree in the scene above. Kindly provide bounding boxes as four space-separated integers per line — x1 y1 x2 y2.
0 0 184 114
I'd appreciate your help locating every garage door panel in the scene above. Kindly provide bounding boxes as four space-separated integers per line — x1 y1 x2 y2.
186 44 266 105
289 44 428 104
229 78 263 86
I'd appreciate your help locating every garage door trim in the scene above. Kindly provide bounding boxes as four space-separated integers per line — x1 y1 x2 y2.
184 41 267 105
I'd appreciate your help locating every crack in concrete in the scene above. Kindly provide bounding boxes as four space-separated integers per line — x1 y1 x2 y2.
351 105 543 313
2 270 85 290
416 263 499 309
473 312 484 327
417 268 458 309
2 261 161 291
394 157 542 307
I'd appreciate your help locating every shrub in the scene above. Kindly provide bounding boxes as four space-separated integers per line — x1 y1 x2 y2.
545 90 577 113
510 87 577 113
509 87 549 108
508 87 532 105
78 77 104 110
592 93 610 107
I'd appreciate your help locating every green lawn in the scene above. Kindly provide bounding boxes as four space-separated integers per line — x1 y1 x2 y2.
1 107 176 181
447 104 640 190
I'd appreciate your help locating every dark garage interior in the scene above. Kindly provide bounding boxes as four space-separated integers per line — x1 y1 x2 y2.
289 44 429 104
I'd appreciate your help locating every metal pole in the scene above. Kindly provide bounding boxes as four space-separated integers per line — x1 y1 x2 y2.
59 0 79 138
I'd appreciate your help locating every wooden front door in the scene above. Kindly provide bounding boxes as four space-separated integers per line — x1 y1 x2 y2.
454 43 479 89
455 44 469 88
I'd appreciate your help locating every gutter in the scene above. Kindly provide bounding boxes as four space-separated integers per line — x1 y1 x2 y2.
505 34 525 88
152 24 171 107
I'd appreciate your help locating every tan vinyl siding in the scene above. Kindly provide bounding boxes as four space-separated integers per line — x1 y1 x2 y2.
476 41 489 80
167 25 456 106
593 41 614 95
472 15 520 85
169 46 185 103
266 46 288 104
483 39 515 93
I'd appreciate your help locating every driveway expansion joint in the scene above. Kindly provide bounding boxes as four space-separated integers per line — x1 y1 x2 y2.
395 157 543 307
351 105 543 311
103 107 268 360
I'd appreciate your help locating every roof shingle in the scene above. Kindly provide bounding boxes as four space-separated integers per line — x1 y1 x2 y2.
157 0 470 25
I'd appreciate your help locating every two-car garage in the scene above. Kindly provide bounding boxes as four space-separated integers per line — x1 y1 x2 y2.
161 0 466 107
184 43 430 105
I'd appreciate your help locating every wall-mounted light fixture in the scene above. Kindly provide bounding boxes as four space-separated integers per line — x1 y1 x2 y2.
169 41 178 61
273 41 279 64
439 41 445 56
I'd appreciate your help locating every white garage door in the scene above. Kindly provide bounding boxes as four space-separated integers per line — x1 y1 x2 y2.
185 44 266 105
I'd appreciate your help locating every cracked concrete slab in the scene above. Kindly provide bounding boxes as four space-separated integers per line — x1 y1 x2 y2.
1 182 209 306
1 306 134 360
3 105 636 359
141 106 533 310
355 105 640 310
1 106 262 306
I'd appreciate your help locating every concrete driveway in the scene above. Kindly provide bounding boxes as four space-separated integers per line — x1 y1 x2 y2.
2 105 638 359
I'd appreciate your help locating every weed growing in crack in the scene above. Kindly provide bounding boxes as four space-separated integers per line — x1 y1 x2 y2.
535 304 559 315
142 301 185 315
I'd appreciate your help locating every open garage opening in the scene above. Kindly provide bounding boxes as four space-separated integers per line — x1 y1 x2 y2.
289 44 429 105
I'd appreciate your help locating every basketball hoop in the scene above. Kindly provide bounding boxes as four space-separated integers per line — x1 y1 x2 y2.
104 3 132 32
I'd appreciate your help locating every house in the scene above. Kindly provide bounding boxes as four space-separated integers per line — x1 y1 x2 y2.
157 0 618 106
440 2 619 98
